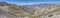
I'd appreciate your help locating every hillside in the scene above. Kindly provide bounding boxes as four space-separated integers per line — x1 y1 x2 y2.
0 2 33 18
0 2 60 18
29 3 60 18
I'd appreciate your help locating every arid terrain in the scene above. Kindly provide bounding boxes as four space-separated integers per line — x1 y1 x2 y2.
0 2 60 18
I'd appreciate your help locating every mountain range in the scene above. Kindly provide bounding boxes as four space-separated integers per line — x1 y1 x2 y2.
0 2 60 18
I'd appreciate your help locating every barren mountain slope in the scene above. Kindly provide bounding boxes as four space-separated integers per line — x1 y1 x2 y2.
29 4 60 18
0 2 33 18
0 2 60 18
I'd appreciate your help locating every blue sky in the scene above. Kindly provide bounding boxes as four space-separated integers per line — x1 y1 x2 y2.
0 0 60 5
